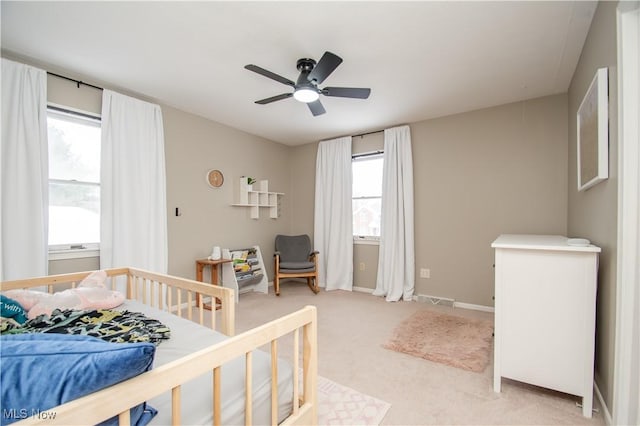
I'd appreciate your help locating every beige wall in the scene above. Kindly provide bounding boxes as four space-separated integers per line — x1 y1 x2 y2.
163 104 291 280
289 142 317 237
290 94 569 305
567 0 618 410
413 95 568 305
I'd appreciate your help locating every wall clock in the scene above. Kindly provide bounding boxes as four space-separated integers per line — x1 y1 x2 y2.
206 169 224 188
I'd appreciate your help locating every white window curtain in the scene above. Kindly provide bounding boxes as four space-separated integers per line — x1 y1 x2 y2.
314 136 353 291
0 59 48 280
374 125 415 301
100 90 168 278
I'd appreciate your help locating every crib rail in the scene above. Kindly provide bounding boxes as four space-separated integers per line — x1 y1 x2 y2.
14 305 318 426
0 267 235 336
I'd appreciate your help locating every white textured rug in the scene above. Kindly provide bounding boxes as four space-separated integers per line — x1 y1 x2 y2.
316 374 391 425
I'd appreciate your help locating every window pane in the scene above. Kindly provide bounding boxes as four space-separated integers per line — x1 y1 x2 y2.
352 154 383 237
352 157 383 197
48 112 101 183
47 109 101 247
353 198 381 237
49 182 100 245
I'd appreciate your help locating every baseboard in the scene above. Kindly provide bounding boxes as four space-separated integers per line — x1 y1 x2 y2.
353 286 374 294
453 301 495 313
594 381 612 425
354 287 495 313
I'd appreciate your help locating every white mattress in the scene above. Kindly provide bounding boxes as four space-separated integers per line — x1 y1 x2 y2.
118 301 294 425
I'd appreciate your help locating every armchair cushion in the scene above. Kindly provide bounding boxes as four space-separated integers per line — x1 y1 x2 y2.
279 261 315 270
275 235 312 263
280 268 316 274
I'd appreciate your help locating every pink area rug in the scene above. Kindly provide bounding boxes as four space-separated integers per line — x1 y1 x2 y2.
383 310 494 372
316 375 391 425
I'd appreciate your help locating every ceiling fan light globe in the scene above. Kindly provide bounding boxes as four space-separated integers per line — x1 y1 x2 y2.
293 88 319 103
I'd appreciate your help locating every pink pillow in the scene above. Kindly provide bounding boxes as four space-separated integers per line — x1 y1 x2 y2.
2 289 48 311
3 270 125 319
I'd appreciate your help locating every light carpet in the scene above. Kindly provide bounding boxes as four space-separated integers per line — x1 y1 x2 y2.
316 374 391 425
383 309 494 372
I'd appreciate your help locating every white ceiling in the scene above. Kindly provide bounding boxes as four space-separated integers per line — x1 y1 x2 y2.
1 1 596 146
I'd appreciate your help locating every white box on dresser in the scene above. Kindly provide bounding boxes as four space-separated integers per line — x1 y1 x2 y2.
491 234 600 418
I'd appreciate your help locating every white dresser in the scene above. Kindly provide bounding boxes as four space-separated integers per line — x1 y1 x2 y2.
491 234 600 418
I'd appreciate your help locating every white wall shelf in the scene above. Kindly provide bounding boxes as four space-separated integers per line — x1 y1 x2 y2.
231 177 283 219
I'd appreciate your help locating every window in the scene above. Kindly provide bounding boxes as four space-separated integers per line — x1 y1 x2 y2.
47 107 101 251
352 152 383 241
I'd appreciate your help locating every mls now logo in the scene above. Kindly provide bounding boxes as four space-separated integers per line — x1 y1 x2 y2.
3 408 57 420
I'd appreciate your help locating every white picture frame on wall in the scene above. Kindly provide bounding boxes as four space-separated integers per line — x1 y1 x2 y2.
577 67 609 191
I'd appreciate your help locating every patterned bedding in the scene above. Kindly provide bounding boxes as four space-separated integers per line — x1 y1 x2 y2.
2 308 170 345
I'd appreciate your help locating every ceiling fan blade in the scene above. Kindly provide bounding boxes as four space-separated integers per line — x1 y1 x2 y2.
322 87 371 99
245 64 295 86
307 99 326 116
255 93 293 104
307 51 343 85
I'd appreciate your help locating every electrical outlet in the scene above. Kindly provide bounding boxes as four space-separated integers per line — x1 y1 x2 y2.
359 262 365 271
420 268 430 279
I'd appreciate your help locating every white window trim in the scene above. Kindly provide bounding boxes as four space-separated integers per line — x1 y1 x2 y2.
46 105 102 256
48 102 101 121
48 246 100 260
353 236 380 246
47 102 102 260
352 150 383 240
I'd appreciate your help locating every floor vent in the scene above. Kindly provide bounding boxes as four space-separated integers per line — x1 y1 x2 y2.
416 294 455 307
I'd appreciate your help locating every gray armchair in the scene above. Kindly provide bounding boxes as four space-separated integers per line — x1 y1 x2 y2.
274 234 319 296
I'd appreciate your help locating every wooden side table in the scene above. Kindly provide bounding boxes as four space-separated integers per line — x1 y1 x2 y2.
195 258 233 310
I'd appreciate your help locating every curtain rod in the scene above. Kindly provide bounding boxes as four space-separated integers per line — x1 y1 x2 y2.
353 129 384 138
47 71 103 91
352 150 383 159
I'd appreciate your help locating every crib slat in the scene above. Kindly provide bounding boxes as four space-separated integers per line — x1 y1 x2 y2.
302 317 317 414
167 286 173 312
187 291 193 321
271 340 278 425
213 366 221 426
199 294 204 326
245 352 252 426
293 328 299 414
118 409 130 426
172 386 181 426
125 274 131 295
177 290 182 318
151 281 156 308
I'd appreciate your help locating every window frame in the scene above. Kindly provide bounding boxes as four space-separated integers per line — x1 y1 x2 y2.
352 151 383 244
46 104 102 259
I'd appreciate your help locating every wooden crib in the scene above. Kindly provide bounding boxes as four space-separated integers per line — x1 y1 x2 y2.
1 267 318 425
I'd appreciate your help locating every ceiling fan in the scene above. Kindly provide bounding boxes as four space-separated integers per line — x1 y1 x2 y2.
244 51 371 116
